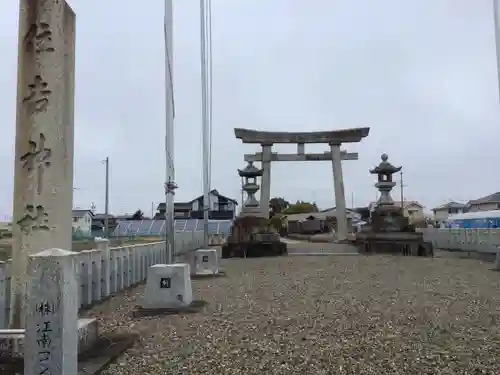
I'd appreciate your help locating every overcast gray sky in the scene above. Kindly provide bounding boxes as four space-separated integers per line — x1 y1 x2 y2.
0 0 499 218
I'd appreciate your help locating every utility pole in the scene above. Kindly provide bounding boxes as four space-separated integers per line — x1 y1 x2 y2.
400 168 405 214
102 157 110 237
493 0 500 102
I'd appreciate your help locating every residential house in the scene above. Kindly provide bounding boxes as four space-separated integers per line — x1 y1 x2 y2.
466 192 500 212
72 209 94 237
351 206 371 222
92 213 118 232
368 200 425 224
154 189 238 221
115 214 134 221
172 202 193 219
431 202 466 223
285 208 360 234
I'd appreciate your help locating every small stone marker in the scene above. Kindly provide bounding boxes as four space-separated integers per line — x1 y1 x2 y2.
191 248 219 275
141 264 193 309
24 248 78 375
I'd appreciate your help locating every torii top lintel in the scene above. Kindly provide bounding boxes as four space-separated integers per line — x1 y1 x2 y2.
234 127 370 144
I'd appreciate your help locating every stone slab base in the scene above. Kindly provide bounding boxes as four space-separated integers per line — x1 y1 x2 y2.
288 252 361 256
0 332 138 375
356 240 434 257
132 300 208 317
222 242 287 258
332 239 350 244
0 318 99 359
190 270 227 280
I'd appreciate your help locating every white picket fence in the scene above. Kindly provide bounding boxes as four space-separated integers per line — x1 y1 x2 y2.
0 232 227 329
418 228 500 253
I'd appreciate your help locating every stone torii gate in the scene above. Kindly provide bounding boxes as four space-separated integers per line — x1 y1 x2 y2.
234 127 370 241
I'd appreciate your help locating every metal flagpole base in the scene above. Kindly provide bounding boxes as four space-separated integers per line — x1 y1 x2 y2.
165 180 178 264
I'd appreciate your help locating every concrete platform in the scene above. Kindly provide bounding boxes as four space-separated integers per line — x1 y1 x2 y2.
0 331 137 375
0 318 98 358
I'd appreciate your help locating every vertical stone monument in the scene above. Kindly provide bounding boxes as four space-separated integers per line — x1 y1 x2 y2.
10 0 76 328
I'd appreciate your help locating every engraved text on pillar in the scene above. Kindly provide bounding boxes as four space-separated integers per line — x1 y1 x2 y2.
17 16 56 235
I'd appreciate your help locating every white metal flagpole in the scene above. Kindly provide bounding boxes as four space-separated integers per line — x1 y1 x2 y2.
200 0 210 247
164 0 177 263
493 0 500 101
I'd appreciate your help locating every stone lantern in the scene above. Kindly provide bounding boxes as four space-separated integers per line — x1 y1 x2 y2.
352 153 434 257
368 153 405 231
370 153 402 208
238 161 263 214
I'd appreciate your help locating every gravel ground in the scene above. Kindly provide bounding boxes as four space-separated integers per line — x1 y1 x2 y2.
83 254 500 375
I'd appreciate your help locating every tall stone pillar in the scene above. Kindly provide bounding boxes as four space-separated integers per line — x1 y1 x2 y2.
330 143 348 241
10 0 76 328
260 144 272 217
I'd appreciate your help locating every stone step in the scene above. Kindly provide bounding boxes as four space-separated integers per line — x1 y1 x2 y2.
0 318 98 358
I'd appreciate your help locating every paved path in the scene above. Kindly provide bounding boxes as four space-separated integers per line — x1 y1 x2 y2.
279 237 301 244
283 239 360 255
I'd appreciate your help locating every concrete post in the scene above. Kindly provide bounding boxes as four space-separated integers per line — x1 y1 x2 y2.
260 144 272 217
10 0 76 328
330 143 348 242
24 248 78 375
89 250 102 303
96 238 110 298
0 261 7 328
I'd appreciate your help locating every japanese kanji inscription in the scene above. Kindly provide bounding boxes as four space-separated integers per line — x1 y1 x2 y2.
17 204 50 234
36 315 54 375
23 75 52 116
25 22 55 53
20 132 51 195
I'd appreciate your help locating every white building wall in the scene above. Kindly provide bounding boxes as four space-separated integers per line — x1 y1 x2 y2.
469 202 499 212
211 193 219 210
192 200 199 211
72 212 92 236
434 208 465 222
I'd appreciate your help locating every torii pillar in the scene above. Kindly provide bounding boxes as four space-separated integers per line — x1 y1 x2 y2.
260 144 272 217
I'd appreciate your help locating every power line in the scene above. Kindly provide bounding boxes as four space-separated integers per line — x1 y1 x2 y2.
101 157 110 237
399 168 408 213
